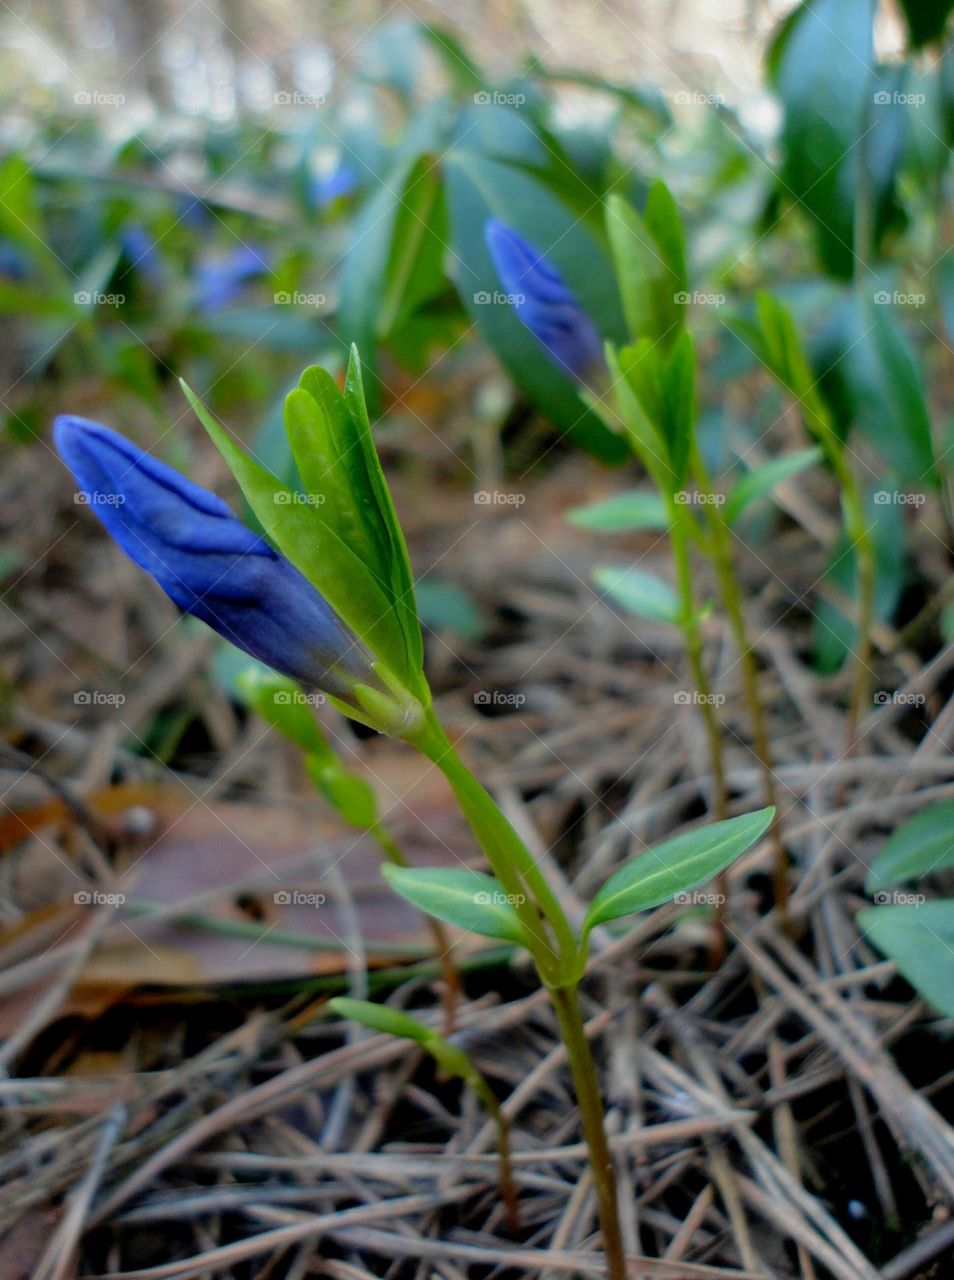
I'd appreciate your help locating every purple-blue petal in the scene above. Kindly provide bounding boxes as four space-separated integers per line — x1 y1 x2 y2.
54 416 372 697
484 220 604 382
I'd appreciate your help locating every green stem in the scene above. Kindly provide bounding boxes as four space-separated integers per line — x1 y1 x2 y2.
692 451 788 910
833 457 875 755
408 709 626 1277
413 709 576 983
550 984 626 1280
669 500 728 821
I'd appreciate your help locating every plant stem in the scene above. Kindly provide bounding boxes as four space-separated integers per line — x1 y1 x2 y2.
409 711 626 1276
692 453 788 913
550 983 626 1280
471 1077 520 1233
833 460 876 756
669 503 728 821
414 710 576 983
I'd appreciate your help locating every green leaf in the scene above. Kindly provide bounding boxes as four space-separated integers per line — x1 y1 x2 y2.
382 865 526 943
179 379 408 683
583 808 774 933
567 489 669 533
725 447 821 526
342 347 426 690
604 183 689 351
328 997 434 1044
771 0 877 278
594 566 680 625
866 802 954 891
604 343 672 492
859 902 954 1017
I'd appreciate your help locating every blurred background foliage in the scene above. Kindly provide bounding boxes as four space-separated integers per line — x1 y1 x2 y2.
0 0 950 637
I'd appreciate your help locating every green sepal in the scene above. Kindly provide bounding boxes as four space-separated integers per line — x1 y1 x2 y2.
306 757 380 829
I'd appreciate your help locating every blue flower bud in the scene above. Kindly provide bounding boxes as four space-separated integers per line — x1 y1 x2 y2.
54 416 375 701
484 221 604 382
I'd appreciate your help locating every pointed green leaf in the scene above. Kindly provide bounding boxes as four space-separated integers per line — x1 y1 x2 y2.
179 379 407 680
567 489 670 533
306 759 379 829
859 902 954 1018
382 865 526 943
606 342 672 493
237 668 329 757
328 997 435 1044
595 566 680 625
866 802 954 891
583 808 774 933
605 184 686 349
725 447 821 526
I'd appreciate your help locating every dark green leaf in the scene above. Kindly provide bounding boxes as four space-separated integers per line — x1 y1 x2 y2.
859 902 954 1017
866 802 954 890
